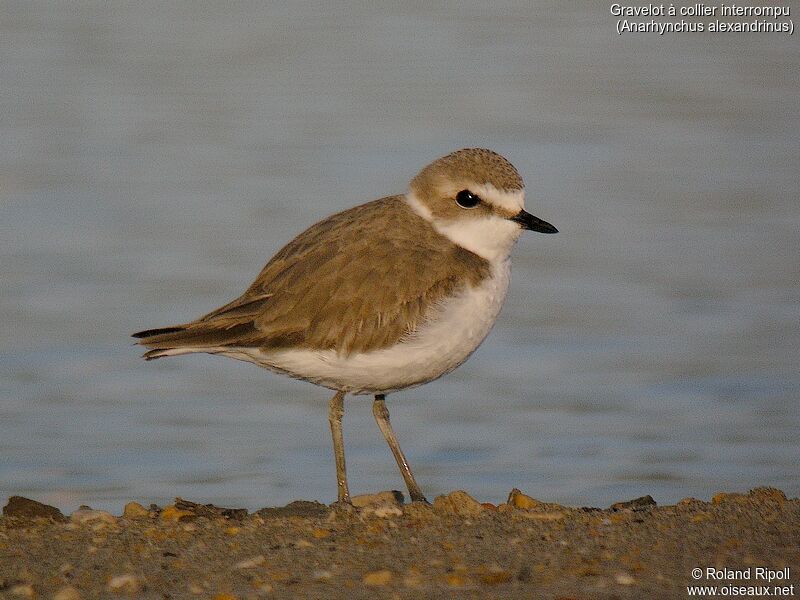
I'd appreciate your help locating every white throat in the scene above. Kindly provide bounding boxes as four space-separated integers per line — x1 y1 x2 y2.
404 192 523 263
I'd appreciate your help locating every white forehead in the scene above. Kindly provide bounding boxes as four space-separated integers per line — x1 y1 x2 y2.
471 182 525 213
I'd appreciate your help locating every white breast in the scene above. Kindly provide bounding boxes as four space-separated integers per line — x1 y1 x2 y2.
230 259 511 395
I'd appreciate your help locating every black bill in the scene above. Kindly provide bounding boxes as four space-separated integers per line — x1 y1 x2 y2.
510 209 558 234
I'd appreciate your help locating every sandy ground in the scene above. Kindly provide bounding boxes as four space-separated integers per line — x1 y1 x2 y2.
1 487 798 599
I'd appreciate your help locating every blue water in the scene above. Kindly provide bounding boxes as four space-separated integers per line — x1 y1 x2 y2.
1 1 798 511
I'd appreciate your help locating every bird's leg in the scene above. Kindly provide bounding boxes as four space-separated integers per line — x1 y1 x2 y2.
372 394 428 503
327 390 351 506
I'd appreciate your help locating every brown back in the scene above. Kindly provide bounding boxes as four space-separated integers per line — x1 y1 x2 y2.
140 196 491 356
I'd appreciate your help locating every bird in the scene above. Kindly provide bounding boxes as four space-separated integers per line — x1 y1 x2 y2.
133 148 557 506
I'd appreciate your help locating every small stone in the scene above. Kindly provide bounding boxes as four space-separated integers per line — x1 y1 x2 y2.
71 508 117 525
312 570 332 581
353 491 404 518
678 497 702 505
403 569 423 588
123 502 149 519
712 492 742 504
174 498 247 520
373 504 403 518
53 585 81 600
363 569 392 586
160 505 194 521
253 581 273 594
615 572 635 585
691 512 713 522
445 573 466 587
432 491 483 517
399 502 435 521
748 487 787 503
508 488 542 510
610 495 656 511
256 500 329 519
516 511 566 521
352 490 404 508
234 555 265 569
294 539 313 548
479 568 513 585
3 496 65 521
9 584 35 598
107 574 140 594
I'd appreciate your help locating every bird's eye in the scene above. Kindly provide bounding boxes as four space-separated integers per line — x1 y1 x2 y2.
455 190 480 209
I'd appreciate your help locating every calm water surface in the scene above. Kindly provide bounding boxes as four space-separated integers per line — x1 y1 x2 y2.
1 2 798 511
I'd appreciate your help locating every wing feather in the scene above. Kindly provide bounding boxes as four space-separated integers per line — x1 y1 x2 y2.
134 196 490 356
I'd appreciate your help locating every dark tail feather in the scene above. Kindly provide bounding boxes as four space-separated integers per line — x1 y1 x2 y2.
133 321 260 362
143 348 170 360
132 326 187 339
133 325 190 361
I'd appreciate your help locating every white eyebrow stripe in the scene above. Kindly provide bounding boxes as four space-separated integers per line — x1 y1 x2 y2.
471 183 525 213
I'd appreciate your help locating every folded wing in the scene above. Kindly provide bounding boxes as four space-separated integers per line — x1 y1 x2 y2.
133 196 490 358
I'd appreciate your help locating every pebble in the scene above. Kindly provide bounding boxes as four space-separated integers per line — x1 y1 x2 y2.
401 501 436 521
372 504 403 518
352 490 404 508
9 584 35 598
478 567 513 585
748 487 787 503
610 495 657 511
615 572 635 585
122 501 150 519
234 555 265 569
312 570 333 581
445 573 466 587
70 508 117 525
508 488 542 510
161 505 194 521
363 569 393 586
3 496 65 521
188 583 205 594
255 500 329 519
516 511 566 521
678 497 702 505
53 585 81 600
712 492 743 504
403 571 423 588
107 574 140 594
432 491 483 517
353 490 404 518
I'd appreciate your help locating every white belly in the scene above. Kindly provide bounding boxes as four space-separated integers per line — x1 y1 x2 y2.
226 259 511 395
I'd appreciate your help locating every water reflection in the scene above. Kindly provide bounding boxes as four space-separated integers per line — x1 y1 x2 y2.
1 2 798 511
